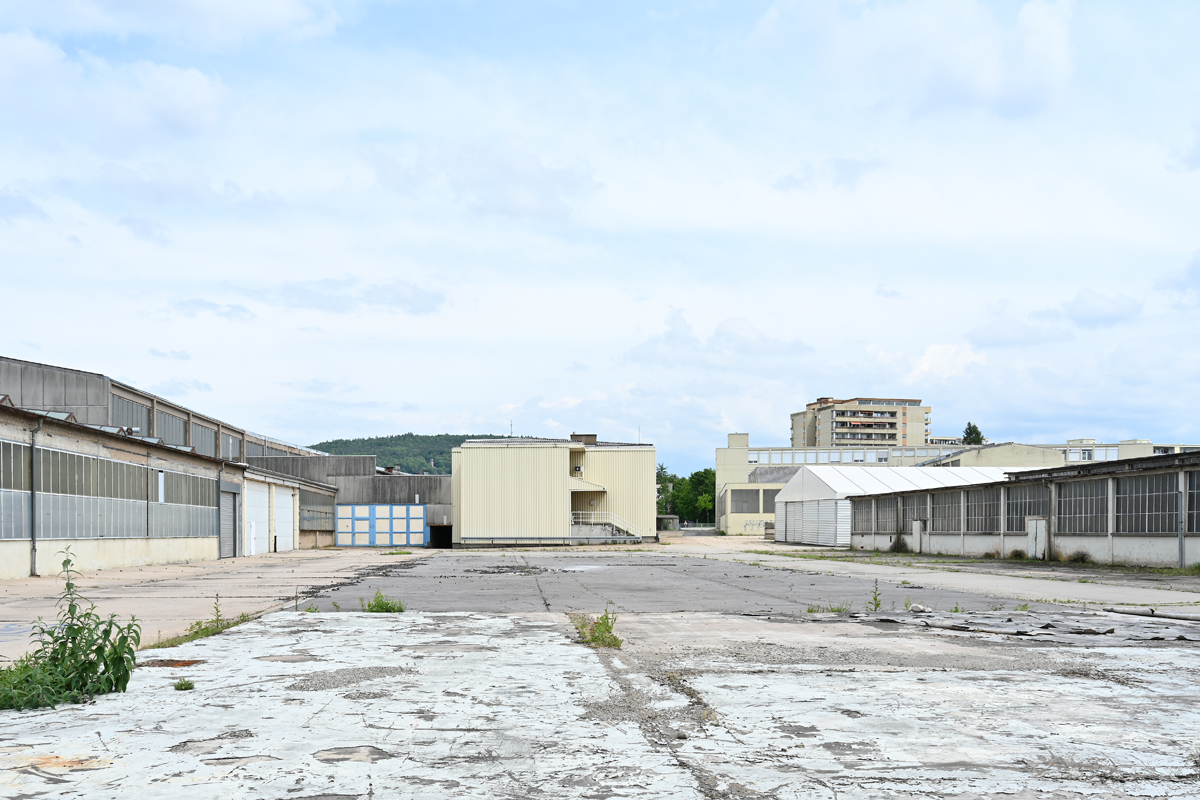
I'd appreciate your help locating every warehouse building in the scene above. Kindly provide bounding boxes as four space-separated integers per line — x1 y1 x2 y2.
842 451 1200 567
0 356 322 461
246 455 452 549
0 395 332 580
774 466 1011 546
452 434 655 546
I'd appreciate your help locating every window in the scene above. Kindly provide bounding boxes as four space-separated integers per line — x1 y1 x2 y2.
747 452 759 464
866 451 878 463
157 411 187 446
905 450 915 457
877 451 889 463
771 451 782 464
892 449 903 457
1057 479 1107 534
875 497 897 533
853 451 865 463
852 499 872 532
731 489 760 514
916 449 927 457
782 452 793 464
112 395 150 434
1116 474 1177 534
1006 484 1049 534
806 451 817 464
1068 449 1080 462
829 451 841 463
901 494 925 532
1189 472 1200 533
1081 449 1093 462
966 487 1001 533
762 489 780 514
931 491 961 532
818 452 829 463
191 424 216 457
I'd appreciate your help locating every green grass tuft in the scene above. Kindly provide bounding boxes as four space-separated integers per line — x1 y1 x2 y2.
146 593 251 649
571 604 623 648
360 589 406 613
174 678 194 691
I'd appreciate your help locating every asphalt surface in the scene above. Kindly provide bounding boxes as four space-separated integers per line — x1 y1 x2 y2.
313 551 1039 615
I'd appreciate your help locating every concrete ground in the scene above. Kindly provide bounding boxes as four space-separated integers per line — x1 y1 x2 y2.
4 539 1200 798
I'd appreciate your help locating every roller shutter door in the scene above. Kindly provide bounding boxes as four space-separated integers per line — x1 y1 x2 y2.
219 492 236 558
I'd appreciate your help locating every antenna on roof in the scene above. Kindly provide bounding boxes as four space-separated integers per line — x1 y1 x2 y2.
510 420 513 437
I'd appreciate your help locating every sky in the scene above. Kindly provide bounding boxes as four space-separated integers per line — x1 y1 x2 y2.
2 0 1199 474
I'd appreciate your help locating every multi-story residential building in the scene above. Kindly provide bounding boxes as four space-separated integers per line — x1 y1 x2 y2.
790 397 932 449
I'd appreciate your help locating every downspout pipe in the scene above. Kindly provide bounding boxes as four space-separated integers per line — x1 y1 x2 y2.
30 418 44 577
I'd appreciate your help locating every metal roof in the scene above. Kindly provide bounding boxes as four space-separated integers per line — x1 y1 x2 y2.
775 466 1015 503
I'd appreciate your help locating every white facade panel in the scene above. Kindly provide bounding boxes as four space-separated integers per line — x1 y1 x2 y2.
245 480 270 556
274 487 295 551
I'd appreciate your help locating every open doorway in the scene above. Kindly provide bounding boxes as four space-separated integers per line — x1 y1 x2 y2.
428 525 453 549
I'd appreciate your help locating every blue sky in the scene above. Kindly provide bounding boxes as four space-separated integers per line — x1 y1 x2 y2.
2 0 1199 473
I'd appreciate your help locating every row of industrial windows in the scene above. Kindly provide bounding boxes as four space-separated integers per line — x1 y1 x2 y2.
110 394 288 460
728 489 781 514
0 439 217 507
851 472 1200 535
747 448 963 465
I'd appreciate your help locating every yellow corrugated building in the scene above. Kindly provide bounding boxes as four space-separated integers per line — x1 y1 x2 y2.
451 434 655 546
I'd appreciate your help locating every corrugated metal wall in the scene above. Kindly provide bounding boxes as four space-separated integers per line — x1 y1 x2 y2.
570 447 657 539
457 443 572 541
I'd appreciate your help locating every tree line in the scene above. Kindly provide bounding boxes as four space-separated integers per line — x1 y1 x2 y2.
656 464 716 524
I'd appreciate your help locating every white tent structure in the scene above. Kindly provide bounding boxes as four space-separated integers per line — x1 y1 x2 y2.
774 466 1013 546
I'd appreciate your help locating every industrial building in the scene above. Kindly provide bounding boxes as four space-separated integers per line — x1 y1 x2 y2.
842 450 1200 568
718 397 1200 535
773 466 1012 547
0 356 322 460
0 395 334 580
452 434 655 546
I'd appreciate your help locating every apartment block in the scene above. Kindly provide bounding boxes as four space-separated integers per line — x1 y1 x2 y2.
790 397 932 449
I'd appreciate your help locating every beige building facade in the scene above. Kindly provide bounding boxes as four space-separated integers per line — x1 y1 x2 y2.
717 432 1200 536
452 435 655 546
791 397 932 449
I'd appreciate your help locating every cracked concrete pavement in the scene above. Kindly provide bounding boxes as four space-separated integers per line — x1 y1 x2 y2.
4 540 1200 798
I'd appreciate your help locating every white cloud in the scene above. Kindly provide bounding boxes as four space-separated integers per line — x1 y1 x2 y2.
906 343 987 384
0 1 343 49
1059 289 1142 328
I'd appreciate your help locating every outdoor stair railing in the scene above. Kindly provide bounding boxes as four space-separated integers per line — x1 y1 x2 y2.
570 511 642 539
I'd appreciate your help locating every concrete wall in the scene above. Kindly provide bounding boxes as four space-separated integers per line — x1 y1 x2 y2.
246 456 376 481
0 357 111 426
849 531 1199 568
0 537 220 580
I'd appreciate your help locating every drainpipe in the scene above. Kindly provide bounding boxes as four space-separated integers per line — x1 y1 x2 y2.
218 463 225 555
29 419 44 577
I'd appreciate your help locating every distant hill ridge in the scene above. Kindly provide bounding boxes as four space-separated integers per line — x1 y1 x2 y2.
309 433 507 475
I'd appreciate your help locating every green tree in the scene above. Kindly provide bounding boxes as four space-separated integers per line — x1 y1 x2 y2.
696 493 714 524
962 422 984 445
656 463 681 514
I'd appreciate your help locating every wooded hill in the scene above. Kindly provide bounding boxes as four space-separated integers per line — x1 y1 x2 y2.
309 433 506 475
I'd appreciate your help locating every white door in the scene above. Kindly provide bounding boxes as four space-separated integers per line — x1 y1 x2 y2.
1027 517 1047 560
275 488 295 552
246 481 270 555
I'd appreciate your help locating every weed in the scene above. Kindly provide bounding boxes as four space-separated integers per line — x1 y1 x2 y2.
304 604 319 613
901 579 911 585
147 593 251 649
826 600 853 612
1078 578 1093 583
571 604 623 648
1009 549 1027 560
868 580 883 612
1014 603 1031 611
988 602 1006 611
382 551 411 556
715 531 727 536
331 601 341 612
0 549 141 710
983 551 996 559
904 596 913 611
1067 550 1092 564
360 589 405 613
174 678 195 691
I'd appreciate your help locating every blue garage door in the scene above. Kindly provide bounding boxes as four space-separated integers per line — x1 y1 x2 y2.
335 504 426 547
